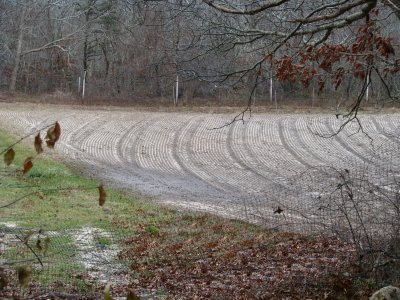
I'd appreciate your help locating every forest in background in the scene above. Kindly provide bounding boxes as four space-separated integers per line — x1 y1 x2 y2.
2 2 400 297
0 0 399 107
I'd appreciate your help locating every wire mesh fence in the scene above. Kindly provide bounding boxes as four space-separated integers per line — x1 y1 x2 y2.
0 222 127 298
1 113 400 293
238 133 400 283
268 138 400 233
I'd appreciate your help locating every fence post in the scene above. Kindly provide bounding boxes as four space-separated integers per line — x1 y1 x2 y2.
175 74 179 106
82 71 86 100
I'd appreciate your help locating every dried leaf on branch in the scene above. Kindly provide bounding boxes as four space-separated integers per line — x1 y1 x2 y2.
45 122 61 149
23 157 33 175
99 184 106 206
34 133 43 154
4 148 15 166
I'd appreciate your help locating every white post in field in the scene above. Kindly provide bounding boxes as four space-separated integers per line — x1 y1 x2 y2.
175 74 179 106
78 77 81 94
270 77 273 103
82 71 86 99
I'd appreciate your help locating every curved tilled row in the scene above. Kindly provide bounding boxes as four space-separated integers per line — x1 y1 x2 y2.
0 108 399 228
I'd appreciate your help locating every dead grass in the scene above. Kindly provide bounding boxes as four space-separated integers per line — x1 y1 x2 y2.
0 97 386 299
1 90 400 115
117 214 375 299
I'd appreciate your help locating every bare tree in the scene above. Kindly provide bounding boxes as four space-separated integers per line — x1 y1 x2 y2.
195 0 399 125
1 0 399 108
9 4 26 92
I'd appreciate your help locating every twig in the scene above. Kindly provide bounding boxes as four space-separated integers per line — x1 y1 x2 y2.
15 234 43 267
0 192 36 209
308 66 373 141
209 63 262 130
0 123 55 156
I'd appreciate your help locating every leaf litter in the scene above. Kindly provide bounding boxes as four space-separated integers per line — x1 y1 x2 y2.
117 214 373 299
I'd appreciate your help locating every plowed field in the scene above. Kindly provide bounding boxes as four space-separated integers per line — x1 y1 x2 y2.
1 103 399 227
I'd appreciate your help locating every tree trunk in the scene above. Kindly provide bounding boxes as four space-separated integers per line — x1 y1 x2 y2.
9 7 26 92
154 64 161 97
83 33 89 74
46 3 54 92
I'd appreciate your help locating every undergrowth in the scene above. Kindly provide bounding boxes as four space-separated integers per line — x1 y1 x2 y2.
0 126 378 299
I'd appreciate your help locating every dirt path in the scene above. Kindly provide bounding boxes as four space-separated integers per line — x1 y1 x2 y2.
1 103 399 228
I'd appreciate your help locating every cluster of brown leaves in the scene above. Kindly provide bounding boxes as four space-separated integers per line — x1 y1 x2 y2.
3 122 61 175
273 22 396 92
119 216 372 299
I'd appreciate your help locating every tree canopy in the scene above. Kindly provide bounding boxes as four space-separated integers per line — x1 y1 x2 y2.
0 0 398 113
201 0 399 122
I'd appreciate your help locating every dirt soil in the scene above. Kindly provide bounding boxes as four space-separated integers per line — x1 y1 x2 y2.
0 102 398 230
